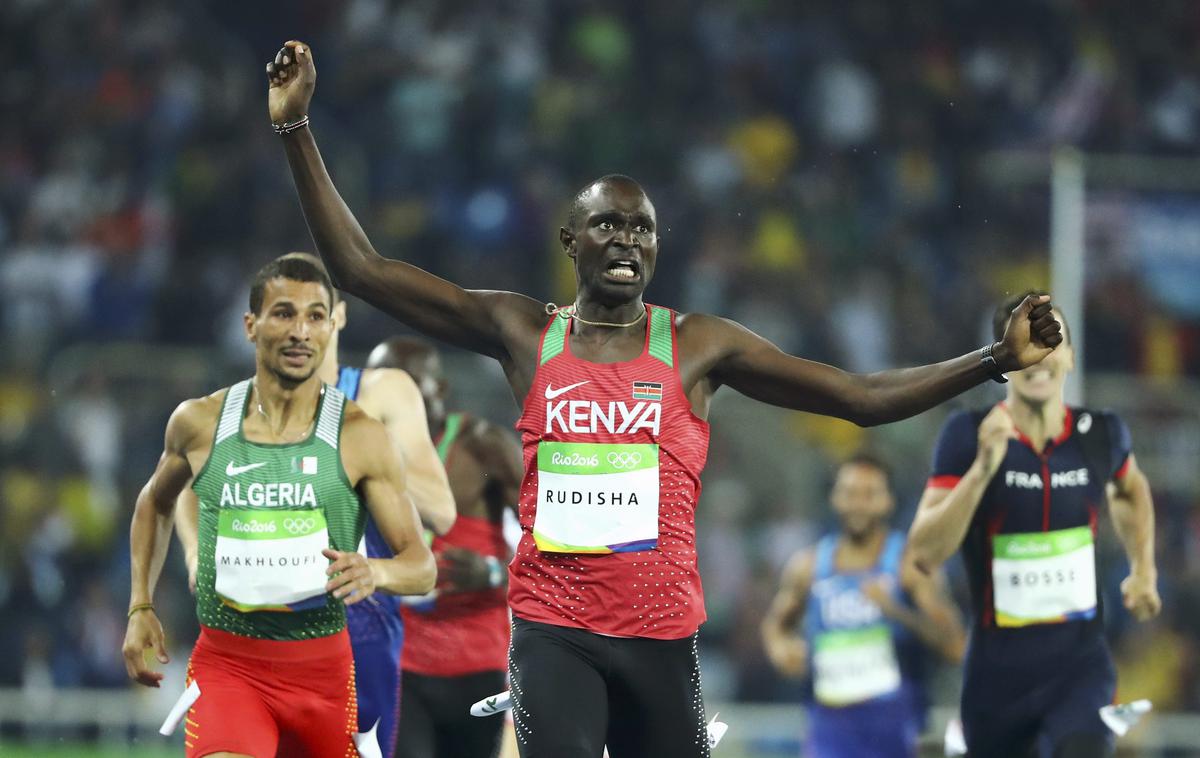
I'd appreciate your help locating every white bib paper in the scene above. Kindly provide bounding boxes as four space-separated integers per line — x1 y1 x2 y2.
533 442 659 554
812 624 901 707
991 526 1097 627
214 508 329 611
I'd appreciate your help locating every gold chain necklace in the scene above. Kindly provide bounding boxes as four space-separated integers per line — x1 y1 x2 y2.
252 380 321 442
545 302 647 328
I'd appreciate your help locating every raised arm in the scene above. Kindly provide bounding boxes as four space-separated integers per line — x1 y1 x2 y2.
760 551 815 679
123 399 206 687
327 411 436 600
908 406 1012 572
703 295 1061 426
365 368 456 535
266 41 544 358
1108 454 1161 621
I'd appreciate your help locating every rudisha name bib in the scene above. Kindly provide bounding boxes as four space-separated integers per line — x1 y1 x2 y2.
992 526 1097 627
533 441 659 553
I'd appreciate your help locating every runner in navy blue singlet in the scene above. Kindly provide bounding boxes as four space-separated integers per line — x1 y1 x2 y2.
909 293 1161 758
763 454 965 758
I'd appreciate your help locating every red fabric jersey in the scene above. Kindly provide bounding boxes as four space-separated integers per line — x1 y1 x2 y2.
508 305 710 639
401 513 511 676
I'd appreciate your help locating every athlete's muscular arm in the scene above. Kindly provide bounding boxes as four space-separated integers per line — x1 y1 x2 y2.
174 485 199 594
363 368 456 535
908 406 1014 572
1108 455 1161 621
438 422 523 593
865 560 966 663
330 409 436 599
696 295 1061 426
266 41 545 360
124 399 208 687
761 552 815 679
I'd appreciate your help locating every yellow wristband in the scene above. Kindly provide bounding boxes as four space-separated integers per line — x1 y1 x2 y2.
127 603 155 618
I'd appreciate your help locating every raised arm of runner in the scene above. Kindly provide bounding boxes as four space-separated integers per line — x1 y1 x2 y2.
907 406 1014 572
761 551 815 679
266 41 545 360
330 406 436 599
696 294 1061 426
124 396 213 687
361 368 456 535
1107 453 1161 621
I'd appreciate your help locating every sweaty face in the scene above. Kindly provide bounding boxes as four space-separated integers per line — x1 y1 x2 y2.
1009 310 1074 405
246 278 333 384
564 181 658 302
831 464 894 540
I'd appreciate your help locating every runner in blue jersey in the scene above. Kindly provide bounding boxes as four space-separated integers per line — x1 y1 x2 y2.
175 252 455 755
762 453 965 758
908 292 1161 758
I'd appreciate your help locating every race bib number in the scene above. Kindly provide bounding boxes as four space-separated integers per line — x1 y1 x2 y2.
533 441 659 554
812 625 901 707
214 509 329 612
992 526 1097 627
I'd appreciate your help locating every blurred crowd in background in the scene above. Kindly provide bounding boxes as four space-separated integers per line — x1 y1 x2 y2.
2 0 1199 727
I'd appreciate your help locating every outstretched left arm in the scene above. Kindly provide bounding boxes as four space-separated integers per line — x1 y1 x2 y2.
705 295 1062 426
1108 454 1161 621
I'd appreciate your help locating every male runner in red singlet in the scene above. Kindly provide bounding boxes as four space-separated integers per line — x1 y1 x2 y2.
122 256 436 757
266 40 1063 757
367 337 523 758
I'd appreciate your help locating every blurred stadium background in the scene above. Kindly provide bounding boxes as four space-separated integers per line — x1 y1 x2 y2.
2 0 1199 755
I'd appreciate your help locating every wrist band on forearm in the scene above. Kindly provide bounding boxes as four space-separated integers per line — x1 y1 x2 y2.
273 115 309 135
128 603 155 618
485 556 505 589
980 342 1008 384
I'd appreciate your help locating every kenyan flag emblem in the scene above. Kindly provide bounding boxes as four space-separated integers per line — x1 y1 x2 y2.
632 381 662 401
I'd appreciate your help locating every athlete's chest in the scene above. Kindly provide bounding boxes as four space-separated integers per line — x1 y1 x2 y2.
982 441 1105 529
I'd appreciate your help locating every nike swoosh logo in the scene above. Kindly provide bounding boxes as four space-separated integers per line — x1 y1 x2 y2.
226 461 267 477
544 380 589 400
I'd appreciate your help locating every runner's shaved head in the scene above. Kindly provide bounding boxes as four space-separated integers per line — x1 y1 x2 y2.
566 174 651 231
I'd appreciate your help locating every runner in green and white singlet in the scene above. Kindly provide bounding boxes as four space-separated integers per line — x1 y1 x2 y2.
123 256 436 758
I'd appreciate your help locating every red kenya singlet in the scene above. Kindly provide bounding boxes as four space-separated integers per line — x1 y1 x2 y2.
509 305 710 639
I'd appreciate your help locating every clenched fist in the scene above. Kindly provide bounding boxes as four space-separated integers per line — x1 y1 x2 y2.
994 294 1064 373
976 404 1016 478
266 40 315 125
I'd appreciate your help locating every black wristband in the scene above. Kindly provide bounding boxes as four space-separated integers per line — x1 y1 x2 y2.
981 342 1009 384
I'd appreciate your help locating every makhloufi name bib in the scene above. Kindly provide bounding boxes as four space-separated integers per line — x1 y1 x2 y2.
533 441 659 553
214 508 330 612
992 526 1097 627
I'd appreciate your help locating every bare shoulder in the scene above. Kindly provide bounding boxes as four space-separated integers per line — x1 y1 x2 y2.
339 400 394 472
782 550 816 587
360 367 421 404
478 289 555 357
166 389 224 452
674 311 746 350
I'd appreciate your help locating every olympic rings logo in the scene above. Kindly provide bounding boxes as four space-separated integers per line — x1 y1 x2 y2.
606 452 643 469
283 516 317 535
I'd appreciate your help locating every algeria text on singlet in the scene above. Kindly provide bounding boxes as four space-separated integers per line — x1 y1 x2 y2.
192 379 367 640
509 306 710 639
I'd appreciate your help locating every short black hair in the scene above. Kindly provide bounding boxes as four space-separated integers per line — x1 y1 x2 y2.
992 290 1071 345
566 174 645 230
838 451 893 490
275 252 340 304
248 255 334 314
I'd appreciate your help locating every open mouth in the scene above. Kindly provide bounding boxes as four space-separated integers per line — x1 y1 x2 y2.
604 259 641 283
281 348 313 366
